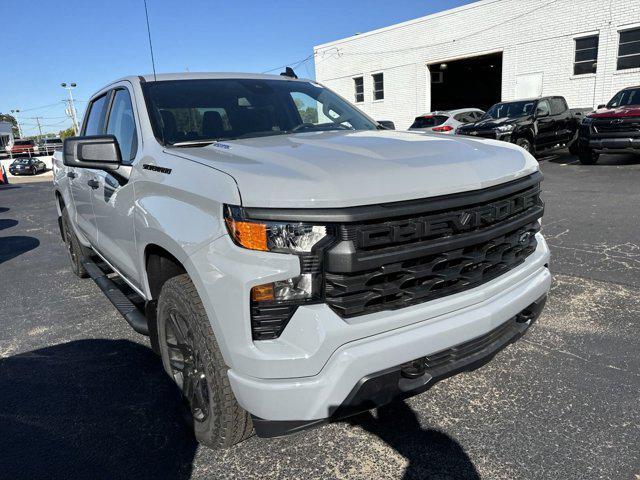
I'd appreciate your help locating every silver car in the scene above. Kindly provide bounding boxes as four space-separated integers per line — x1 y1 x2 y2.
409 108 485 134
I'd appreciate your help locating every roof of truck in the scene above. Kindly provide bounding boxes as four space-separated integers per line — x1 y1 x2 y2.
135 72 311 83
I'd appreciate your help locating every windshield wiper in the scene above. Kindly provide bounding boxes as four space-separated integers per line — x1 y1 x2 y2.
290 123 351 133
169 139 219 148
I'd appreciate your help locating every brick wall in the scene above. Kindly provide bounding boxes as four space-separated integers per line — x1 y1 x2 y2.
314 0 640 130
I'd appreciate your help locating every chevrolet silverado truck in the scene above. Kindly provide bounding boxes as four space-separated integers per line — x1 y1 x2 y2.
52 72 551 449
578 85 640 164
457 96 581 156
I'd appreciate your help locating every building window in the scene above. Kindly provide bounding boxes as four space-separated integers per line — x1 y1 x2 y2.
574 35 598 75
372 73 384 101
618 27 640 70
354 77 364 103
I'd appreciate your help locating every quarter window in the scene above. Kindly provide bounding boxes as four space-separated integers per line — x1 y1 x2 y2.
372 73 384 101
617 27 640 70
354 77 364 103
106 89 138 162
574 35 599 75
83 94 109 136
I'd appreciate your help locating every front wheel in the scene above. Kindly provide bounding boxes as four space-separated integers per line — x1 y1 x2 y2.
157 274 253 449
515 137 533 155
578 148 599 165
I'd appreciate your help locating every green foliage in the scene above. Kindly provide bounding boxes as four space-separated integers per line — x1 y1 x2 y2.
59 127 76 140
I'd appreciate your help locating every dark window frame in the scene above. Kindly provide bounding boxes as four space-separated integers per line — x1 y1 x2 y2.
617 27 640 71
105 87 139 163
372 73 384 101
574 34 599 75
81 92 112 136
353 76 364 103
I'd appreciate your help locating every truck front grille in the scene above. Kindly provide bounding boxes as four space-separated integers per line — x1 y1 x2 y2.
592 118 640 134
323 174 543 318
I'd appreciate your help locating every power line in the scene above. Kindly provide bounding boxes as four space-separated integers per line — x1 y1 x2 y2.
262 53 315 74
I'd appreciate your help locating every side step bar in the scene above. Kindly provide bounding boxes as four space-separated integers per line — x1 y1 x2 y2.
82 258 150 336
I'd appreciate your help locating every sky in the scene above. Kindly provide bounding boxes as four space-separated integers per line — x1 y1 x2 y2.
2 0 474 137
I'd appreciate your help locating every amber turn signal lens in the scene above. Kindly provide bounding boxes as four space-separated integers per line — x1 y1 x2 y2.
225 218 268 251
251 283 275 302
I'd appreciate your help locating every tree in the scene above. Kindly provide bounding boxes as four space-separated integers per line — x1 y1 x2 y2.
0 113 20 137
59 127 75 140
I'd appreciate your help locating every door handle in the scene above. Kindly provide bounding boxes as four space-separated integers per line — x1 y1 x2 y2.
67 171 77 179
87 179 100 190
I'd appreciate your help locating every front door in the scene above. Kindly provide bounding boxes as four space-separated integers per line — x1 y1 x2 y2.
90 87 141 286
69 92 111 245
534 99 554 150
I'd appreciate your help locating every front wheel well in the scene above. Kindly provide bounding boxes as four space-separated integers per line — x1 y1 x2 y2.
144 245 187 300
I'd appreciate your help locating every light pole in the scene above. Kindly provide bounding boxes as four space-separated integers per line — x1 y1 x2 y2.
61 82 79 135
10 109 23 138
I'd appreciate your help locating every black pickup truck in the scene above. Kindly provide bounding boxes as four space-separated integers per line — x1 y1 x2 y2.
457 96 584 156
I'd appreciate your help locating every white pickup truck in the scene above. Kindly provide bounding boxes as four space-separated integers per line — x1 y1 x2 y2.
52 72 550 449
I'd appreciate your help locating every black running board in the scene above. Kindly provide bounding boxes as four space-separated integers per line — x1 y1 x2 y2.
82 259 150 336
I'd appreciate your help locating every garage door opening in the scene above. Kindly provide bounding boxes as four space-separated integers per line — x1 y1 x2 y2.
429 52 502 112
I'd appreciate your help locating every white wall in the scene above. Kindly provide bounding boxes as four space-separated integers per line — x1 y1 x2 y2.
314 0 640 130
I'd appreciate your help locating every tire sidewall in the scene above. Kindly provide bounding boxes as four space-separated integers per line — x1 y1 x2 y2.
157 280 220 441
516 137 533 154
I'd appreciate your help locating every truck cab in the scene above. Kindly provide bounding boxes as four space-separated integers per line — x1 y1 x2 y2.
53 72 550 449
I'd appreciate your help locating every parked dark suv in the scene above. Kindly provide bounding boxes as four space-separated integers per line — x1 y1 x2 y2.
578 86 640 164
457 96 580 156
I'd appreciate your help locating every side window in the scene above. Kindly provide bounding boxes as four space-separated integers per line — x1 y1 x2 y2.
83 94 109 136
106 89 138 162
617 27 640 70
536 100 551 117
549 98 567 115
574 35 599 75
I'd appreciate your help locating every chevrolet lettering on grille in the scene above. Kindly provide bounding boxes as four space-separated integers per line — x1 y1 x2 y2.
357 188 540 248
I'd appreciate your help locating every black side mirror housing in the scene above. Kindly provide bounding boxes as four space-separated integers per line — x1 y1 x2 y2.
536 110 549 118
597 104 606 109
378 120 396 130
63 135 122 170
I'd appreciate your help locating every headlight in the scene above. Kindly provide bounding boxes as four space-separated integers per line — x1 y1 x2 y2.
496 124 515 133
224 205 327 254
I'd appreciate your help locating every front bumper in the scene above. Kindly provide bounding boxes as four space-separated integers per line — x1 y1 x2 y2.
252 294 546 437
587 137 640 151
223 239 550 423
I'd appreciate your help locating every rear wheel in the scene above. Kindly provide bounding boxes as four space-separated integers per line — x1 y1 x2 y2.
578 148 599 165
61 206 90 278
157 274 253 449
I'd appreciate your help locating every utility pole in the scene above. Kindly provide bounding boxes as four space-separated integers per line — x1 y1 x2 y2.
30 116 44 139
61 82 79 135
10 109 23 138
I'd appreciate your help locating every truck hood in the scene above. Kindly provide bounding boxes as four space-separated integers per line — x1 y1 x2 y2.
589 105 640 118
171 130 538 208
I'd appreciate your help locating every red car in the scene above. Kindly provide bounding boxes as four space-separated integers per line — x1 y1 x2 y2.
10 139 37 156
578 86 640 164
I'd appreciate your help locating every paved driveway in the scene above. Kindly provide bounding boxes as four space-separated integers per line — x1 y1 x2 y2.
0 153 638 480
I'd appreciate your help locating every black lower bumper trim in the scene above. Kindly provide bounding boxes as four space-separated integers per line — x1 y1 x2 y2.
252 294 547 438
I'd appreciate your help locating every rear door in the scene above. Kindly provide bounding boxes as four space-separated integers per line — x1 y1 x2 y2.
549 97 572 144
90 86 141 284
68 92 111 245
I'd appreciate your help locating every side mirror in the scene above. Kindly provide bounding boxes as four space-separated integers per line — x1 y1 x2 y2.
597 104 606 109
378 120 396 130
63 135 121 170
536 109 549 118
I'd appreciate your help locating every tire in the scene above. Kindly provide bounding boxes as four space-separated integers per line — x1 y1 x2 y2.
568 139 580 156
61 207 90 278
515 137 534 155
578 148 599 165
157 274 253 449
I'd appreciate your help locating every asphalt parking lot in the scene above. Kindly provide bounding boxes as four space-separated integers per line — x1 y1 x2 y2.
1 153 639 480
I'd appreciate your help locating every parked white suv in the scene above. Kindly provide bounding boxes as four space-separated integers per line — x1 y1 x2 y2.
409 108 485 133
53 72 550 448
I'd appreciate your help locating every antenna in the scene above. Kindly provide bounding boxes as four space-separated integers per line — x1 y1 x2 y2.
143 0 157 81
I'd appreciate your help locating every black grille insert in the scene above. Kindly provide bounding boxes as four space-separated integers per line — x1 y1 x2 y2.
593 118 640 134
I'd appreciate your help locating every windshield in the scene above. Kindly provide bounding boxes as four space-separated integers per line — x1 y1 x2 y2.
142 78 378 145
14 140 33 146
607 88 640 108
14 159 32 164
44 138 61 144
484 101 536 119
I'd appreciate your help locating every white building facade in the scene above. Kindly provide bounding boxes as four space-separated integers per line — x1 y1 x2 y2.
314 0 640 130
